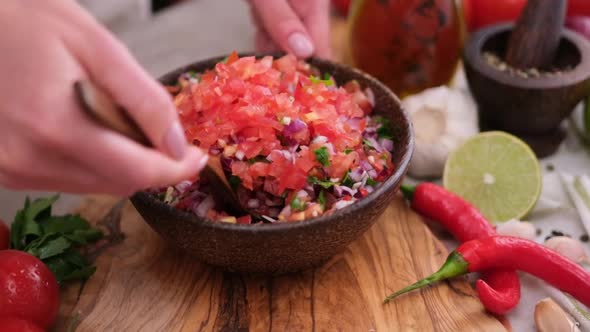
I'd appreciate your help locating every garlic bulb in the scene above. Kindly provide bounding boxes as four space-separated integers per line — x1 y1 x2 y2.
544 236 589 264
402 86 479 178
534 298 581 332
495 219 537 240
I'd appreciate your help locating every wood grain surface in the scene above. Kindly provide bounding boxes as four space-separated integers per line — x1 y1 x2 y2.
54 196 505 332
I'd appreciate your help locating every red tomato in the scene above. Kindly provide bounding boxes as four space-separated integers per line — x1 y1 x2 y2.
0 317 45 332
0 250 59 329
0 220 9 250
464 0 590 32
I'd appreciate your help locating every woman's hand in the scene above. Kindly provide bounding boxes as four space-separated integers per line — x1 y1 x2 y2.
0 1 208 196
248 0 332 59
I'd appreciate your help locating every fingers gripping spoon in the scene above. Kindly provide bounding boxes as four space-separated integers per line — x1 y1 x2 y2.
73 80 255 219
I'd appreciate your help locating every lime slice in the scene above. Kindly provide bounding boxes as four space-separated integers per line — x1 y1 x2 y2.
443 131 542 222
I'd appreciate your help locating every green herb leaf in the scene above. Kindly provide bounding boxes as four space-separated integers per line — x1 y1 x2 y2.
318 191 327 210
363 139 375 149
366 178 378 186
247 156 270 165
308 176 336 189
309 75 334 86
290 197 307 212
341 171 355 187
314 147 331 166
375 116 394 140
65 229 103 246
10 209 26 250
43 251 95 284
344 148 354 154
36 237 72 260
41 215 90 235
228 175 242 189
25 194 60 222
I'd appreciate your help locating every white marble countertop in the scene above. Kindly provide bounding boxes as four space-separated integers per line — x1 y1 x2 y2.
1 0 589 330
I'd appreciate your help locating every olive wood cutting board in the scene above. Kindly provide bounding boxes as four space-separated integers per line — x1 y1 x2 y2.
54 195 506 331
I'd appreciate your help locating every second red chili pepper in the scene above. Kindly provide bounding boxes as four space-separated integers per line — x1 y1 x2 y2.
384 236 590 309
400 183 520 314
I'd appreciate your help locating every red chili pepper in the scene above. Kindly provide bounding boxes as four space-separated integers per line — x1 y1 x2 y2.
400 183 520 314
384 236 590 308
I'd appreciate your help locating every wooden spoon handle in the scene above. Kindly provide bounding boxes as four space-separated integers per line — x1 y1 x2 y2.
74 81 152 146
74 80 251 217
505 0 567 70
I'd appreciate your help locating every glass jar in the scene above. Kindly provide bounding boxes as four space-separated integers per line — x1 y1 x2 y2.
349 0 464 97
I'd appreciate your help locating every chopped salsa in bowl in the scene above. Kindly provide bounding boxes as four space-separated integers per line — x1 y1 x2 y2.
153 53 396 224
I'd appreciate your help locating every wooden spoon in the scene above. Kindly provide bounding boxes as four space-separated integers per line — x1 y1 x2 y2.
73 80 253 218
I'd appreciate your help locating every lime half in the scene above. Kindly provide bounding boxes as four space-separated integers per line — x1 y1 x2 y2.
443 131 542 222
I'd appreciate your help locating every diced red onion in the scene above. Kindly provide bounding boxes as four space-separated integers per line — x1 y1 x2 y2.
379 138 394 151
365 186 374 194
235 150 245 160
360 160 373 171
267 208 281 217
365 136 383 153
193 196 215 218
174 180 192 193
284 119 307 136
312 136 328 144
296 190 309 199
333 199 355 210
261 215 277 223
349 168 365 182
334 185 357 197
364 88 375 107
325 143 335 155
247 199 260 209
368 170 378 179
265 197 284 207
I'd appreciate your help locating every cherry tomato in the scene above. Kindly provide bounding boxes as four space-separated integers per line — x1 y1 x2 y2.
0 250 59 329
0 219 9 250
463 0 590 32
0 317 45 332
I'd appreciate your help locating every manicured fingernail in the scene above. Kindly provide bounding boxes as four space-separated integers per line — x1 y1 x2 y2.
164 122 186 160
196 153 209 171
288 32 314 58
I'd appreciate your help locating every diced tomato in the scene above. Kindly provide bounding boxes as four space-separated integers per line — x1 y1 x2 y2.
328 151 359 179
359 188 369 197
237 215 252 224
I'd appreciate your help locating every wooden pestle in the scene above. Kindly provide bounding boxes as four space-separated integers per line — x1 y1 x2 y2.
505 0 567 70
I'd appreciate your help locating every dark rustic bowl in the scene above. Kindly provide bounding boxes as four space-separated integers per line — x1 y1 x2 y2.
464 23 590 157
129 54 414 274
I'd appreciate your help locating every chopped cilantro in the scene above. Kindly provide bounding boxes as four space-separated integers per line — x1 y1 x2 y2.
318 191 327 210
308 176 336 189
363 139 375 149
228 175 242 189
290 197 307 212
309 75 334 86
247 156 270 164
366 178 378 186
375 116 394 139
314 147 331 166
341 171 355 187
344 148 354 154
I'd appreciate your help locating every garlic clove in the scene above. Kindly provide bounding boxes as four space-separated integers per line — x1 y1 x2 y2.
402 86 479 178
534 298 581 332
544 236 589 264
495 219 537 241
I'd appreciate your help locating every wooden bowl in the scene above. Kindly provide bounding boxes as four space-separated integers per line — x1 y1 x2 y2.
464 23 590 157
129 54 414 274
